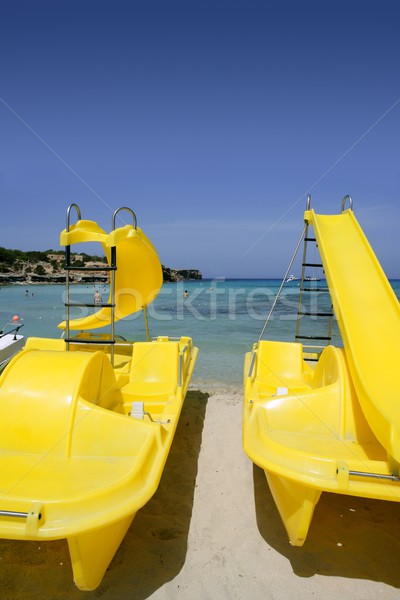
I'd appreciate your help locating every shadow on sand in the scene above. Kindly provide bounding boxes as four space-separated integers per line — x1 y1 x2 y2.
253 463 400 588
0 390 208 600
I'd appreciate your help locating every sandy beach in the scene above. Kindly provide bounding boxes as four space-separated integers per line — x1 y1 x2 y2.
0 386 400 600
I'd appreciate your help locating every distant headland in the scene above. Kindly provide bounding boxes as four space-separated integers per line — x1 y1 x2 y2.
0 247 202 284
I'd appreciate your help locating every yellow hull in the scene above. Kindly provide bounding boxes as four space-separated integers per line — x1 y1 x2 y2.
244 341 400 546
0 337 197 589
68 514 135 591
243 207 400 546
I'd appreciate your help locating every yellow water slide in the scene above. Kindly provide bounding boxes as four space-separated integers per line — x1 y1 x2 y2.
58 218 163 331
308 208 400 465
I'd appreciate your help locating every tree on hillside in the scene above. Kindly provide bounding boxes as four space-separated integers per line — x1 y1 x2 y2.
34 264 46 276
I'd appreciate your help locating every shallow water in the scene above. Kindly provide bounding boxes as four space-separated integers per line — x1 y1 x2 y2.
1 278 399 386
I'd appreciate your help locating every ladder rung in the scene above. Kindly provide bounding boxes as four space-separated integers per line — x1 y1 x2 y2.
302 262 323 268
66 266 116 272
65 303 114 308
302 287 329 292
304 237 316 242
295 335 332 340
298 311 334 317
65 338 116 345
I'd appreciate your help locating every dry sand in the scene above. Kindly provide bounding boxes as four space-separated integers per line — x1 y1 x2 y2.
1 386 400 599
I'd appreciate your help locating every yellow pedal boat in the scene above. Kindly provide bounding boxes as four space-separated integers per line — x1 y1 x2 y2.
243 197 400 546
0 205 198 590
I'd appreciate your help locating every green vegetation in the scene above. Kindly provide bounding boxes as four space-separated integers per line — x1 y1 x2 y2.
0 247 49 265
34 264 46 276
0 247 105 266
0 246 201 282
80 252 107 263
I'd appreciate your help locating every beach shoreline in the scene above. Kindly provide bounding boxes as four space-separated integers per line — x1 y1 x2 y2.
0 385 400 599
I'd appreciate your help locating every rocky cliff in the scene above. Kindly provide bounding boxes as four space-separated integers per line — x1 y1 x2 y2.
162 266 202 282
0 248 202 284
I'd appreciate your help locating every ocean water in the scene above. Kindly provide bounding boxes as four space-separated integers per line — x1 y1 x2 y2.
1 278 400 387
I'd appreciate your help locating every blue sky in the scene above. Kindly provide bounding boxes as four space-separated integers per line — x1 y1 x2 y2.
1 0 399 278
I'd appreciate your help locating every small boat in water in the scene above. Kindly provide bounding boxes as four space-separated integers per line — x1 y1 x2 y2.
0 316 24 371
285 274 298 282
0 204 198 590
243 195 400 546
304 275 321 281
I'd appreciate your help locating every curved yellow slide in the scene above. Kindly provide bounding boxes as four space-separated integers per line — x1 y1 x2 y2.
308 208 400 465
58 220 163 331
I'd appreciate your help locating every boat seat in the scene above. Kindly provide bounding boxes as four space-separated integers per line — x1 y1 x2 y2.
24 337 66 352
255 340 312 395
122 341 179 401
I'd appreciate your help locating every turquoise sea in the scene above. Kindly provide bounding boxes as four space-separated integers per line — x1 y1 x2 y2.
1 279 400 388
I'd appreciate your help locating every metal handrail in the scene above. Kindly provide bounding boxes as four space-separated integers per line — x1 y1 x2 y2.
341 194 353 212
0 509 42 519
112 207 137 230
66 203 81 231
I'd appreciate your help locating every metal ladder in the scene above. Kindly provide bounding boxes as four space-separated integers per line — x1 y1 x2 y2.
63 204 137 364
294 200 333 361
